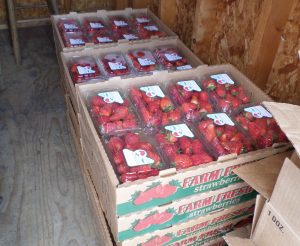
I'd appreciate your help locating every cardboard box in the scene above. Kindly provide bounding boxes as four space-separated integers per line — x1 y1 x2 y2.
61 38 205 113
76 66 291 241
224 102 300 246
51 8 178 53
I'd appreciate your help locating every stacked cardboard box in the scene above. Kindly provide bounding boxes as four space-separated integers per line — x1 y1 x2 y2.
52 8 292 246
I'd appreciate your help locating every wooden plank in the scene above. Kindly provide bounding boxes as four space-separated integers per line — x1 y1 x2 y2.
246 0 295 89
113 0 129 10
158 0 177 29
265 0 300 105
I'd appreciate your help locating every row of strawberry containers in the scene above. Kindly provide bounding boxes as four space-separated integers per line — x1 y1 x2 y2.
61 38 203 113
51 8 177 52
77 65 291 241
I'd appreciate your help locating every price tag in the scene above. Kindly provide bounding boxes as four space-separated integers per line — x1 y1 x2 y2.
69 39 85 45
123 149 154 167
144 25 159 31
64 23 78 30
177 80 201 92
123 34 138 40
97 37 113 43
108 62 126 71
176 65 192 70
77 66 95 75
136 17 150 24
165 124 194 138
90 22 104 29
114 20 128 27
207 113 235 126
244 106 273 118
140 86 165 98
210 74 235 85
137 58 155 66
165 53 182 62
98 91 124 104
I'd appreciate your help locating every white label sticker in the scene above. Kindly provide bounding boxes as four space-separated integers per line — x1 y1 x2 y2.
144 25 159 31
140 86 165 98
98 91 124 104
64 23 78 30
137 58 155 66
210 74 235 85
69 39 85 45
108 62 126 71
177 80 202 92
176 65 192 70
136 17 150 24
165 124 194 138
114 20 128 27
90 22 104 29
244 106 273 118
123 149 154 167
207 113 235 126
165 53 182 62
77 66 95 75
123 34 138 40
97 37 113 43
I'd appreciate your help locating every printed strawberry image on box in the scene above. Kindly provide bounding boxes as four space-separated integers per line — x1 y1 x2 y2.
57 18 81 33
83 17 106 34
155 123 214 169
105 132 166 183
154 46 192 71
234 105 288 149
201 74 251 113
89 90 140 134
99 53 131 77
168 80 214 121
127 49 158 73
197 114 253 157
69 56 101 83
130 85 182 128
117 182 256 241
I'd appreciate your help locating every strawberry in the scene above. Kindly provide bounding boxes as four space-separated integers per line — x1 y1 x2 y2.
122 119 138 129
181 102 197 114
108 136 124 153
91 96 105 107
109 106 129 121
168 109 181 123
99 104 113 116
124 132 140 146
96 115 110 125
191 139 204 154
211 137 226 156
179 137 192 155
148 101 160 113
202 79 217 91
114 151 125 165
216 86 226 98
117 164 129 174
191 153 213 166
199 91 209 102
173 154 193 169
162 144 178 157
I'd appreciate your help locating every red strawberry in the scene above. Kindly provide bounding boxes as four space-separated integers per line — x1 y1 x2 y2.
191 95 200 105
96 115 110 125
191 153 213 166
211 137 226 156
99 104 113 116
108 136 124 153
117 164 129 174
191 139 204 154
205 124 216 142
202 79 217 91
168 109 181 123
199 91 209 102
147 151 162 168
124 132 140 146
91 96 105 106
122 119 137 129
162 144 177 157
160 97 174 112
114 151 125 165
173 154 193 169
109 106 129 121
182 102 197 114
257 134 273 148
137 142 153 152
222 141 244 155
155 133 169 145
216 86 226 98
148 101 160 113
103 122 117 133
179 137 192 155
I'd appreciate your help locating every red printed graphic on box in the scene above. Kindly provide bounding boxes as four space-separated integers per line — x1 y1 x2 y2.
168 80 214 121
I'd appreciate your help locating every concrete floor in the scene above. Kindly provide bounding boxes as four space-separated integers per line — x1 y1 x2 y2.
0 26 101 246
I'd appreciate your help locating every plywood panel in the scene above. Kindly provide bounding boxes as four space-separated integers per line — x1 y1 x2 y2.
266 0 300 105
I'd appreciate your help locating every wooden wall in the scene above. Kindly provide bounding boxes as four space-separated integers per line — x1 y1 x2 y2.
0 0 299 105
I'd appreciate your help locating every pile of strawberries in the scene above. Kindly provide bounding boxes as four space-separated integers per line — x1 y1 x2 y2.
235 107 288 149
155 124 214 169
100 53 131 77
90 93 139 134
197 116 253 157
154 47 190 70
106 132 164 183
69 57 101 83
130 86 181 127
168 82 214 121
127 49 158 72
201 76 250 113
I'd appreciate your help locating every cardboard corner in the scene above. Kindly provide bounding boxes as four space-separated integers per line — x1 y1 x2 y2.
234 150 293 199
224 226 255 246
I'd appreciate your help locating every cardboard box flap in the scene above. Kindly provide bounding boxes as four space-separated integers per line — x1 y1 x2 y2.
263 102 300 158
224 226 255 246
234 151 293 199
269 157 300 235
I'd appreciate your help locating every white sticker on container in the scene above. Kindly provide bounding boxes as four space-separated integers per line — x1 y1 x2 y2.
244 106 273 118
64 23 78 30
123 149 154 167
165 53 182 62
140 85 165 98
98 91 124 104
137 58 155 66
114 20 128 27
210 74 235 85
90 22 104 29
177 80 202 92
136 17 150 23
165 124 194 138
207 113 235 126
108 62 126 71
123 34 138 40
176 65 192 70
144 25 159 31
69 39 85 45
77 66 95 75
97 37 113 43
